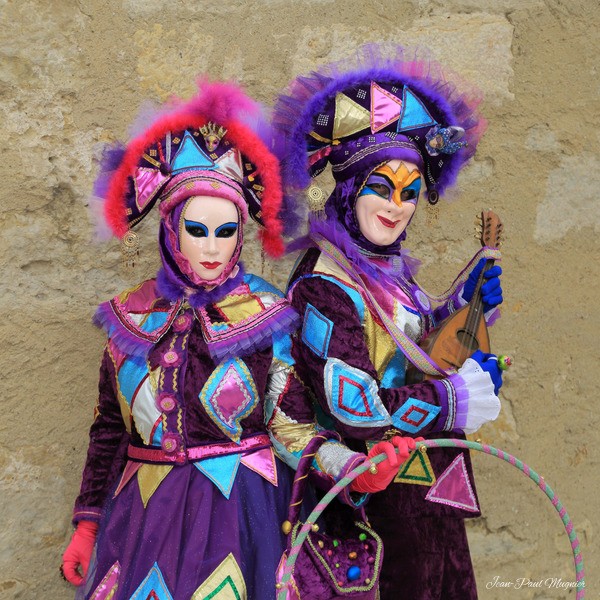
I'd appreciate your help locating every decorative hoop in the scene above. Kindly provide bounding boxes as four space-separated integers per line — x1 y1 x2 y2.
277 439 585 600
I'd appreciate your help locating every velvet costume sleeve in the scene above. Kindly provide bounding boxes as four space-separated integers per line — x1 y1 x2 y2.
72 345 129 524
290 276 459 441
266 330 366 505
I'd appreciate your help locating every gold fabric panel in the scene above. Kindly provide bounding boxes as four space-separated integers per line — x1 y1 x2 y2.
332 93 370 140
362 309 397 381
191 552 247 600
215 293 267 324
136 464 173 508
313 255 396 379
270 410 317 453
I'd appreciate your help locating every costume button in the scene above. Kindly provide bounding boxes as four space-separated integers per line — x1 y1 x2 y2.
161 433 181 454
173 313 192 332
156 393 177 413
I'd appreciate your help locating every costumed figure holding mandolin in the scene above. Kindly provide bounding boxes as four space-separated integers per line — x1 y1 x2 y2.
275 46 510 599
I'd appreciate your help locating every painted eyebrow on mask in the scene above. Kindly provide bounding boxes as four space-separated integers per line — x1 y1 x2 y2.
184 220 209 237
215 222 238 238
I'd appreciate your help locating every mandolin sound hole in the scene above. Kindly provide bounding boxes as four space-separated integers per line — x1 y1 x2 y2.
456 328 480 354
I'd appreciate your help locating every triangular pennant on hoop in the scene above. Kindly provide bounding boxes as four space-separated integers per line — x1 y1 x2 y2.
394 449 436 486
425 453 479 512
332 93 371 139
370 82 403 133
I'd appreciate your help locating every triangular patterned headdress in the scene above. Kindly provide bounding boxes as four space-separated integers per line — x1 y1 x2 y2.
93 80 285 257
273 45 486 207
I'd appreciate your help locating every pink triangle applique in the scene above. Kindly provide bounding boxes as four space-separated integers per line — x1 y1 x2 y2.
113 461 143 498
370 82 403 133
241 447 278 486
425 453 479 512
134 167 169 212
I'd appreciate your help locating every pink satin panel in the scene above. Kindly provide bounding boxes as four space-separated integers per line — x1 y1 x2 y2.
370 82 403 133
209 364 253 424
240 447 278 486
113 461 143 497
134 167 168 212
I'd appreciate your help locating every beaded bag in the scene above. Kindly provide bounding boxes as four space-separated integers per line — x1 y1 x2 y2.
276 432 383 599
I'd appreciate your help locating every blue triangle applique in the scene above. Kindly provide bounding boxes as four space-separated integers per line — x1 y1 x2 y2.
194 453 241 499
397 88 437 132
171 131 215 174
130 562 173 600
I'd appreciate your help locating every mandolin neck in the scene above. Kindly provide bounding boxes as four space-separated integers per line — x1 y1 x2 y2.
463 259 494 339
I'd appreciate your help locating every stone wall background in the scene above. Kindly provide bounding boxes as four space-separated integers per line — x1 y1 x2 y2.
1 0 598 598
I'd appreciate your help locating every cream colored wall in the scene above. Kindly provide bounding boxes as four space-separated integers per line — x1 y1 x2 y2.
1 0 598 598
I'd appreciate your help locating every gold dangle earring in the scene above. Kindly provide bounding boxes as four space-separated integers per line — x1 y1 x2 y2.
121 230 140 270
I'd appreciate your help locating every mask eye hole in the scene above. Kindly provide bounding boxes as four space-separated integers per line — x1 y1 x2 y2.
366 183 390 198
184 220 208 238
401 189 416 202
215 222 238 238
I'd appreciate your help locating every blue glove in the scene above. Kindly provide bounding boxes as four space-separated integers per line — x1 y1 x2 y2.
463 260 503 311
470 350 503 394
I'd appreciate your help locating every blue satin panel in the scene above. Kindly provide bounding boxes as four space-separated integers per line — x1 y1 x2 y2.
171 131 215 174
391 397 440 433
302 303 334 359
397 88 437 132
193 454 242 499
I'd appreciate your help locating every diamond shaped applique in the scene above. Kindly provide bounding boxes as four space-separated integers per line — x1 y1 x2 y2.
394 448 436 486
391 398 440 434
324 358 392 428
199 358 259 442
130 563 173 600
301 303 333 359
425 453 479 512
191 553 247 600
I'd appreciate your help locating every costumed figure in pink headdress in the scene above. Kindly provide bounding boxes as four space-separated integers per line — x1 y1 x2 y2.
60 81 415 600
274 46 505 599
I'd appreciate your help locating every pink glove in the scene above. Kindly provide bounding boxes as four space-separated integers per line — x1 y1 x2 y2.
61 520 98 586
350 436 419 493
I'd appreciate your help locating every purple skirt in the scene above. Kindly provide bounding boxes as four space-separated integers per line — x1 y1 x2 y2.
79 458 293 600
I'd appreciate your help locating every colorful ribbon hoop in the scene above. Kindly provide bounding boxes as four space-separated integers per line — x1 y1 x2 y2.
277 439 585 600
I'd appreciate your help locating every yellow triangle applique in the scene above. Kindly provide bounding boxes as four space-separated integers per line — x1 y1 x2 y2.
394 449 436 486
137 464 173 508
333 93 371 140
191 552 247 600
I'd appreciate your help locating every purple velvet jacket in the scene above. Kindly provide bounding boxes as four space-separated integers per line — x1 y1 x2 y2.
288 248 480 519
74 275 364 524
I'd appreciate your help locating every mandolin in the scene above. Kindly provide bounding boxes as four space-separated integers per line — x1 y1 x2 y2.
409 210 504 382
